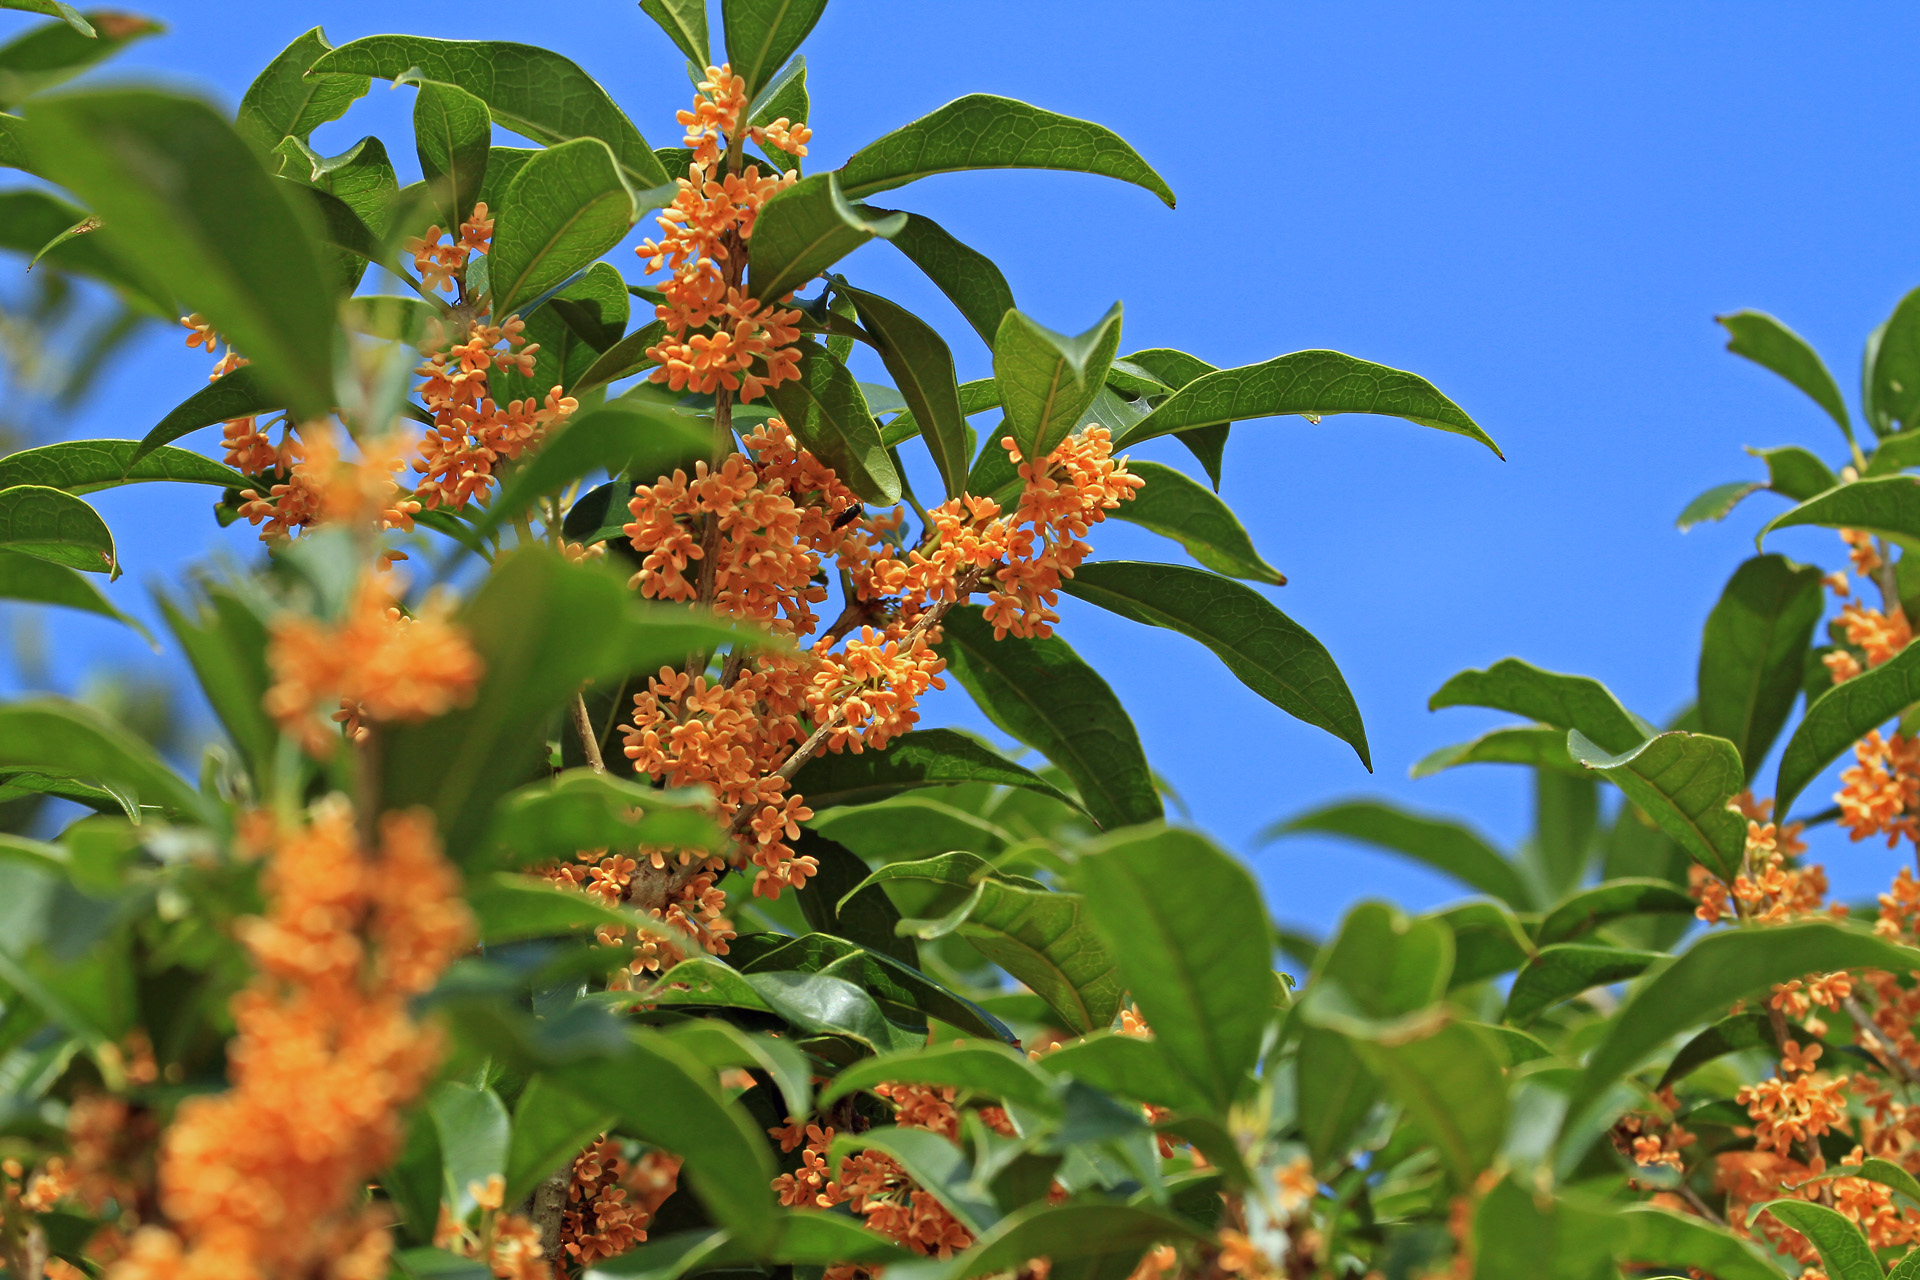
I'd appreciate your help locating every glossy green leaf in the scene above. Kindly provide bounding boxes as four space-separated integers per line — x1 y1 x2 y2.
1264 800 1527 908
27 90 337 417
1657 1012 1779 1089
466 873 678 944
839 94 1175 208
660 1020 813 1125
1431 657 1649 754
990 302 1122 465
640 958 919 1054
236 26 366 151
722 0 825 99
1503 944 1662 1026
821 1042 1056 1111
1761 475 1920 550
493 262 629 404
555 1031 778 1247
570 320 668 398
1700 554 1826 785
937 605 1161 831
746 56 806 171
1110 460 1282 584
0 551 146 640
0 699 198 817
0 11 160 109
310 36 668 189
1410 724 1581 778
429 1083 510 1220
747 172 904 304
812 797 1012 861
1677 479 1765 530
1079 826 1276 1113
0 3 93 37
1061 560 1369 767
1755 444 1841 496
1752 1201 1880 1280
640 0 710 66
1581 921 1920 1103
503 1074 610 1207
1535 878 1697 946
768 339 902 505
1121 348 1229 486
882 1202 1202 1280
837 282 967 497
1114 349 1500 459
489 137 635 317
739 932 1013 1043
1617 1204 1790 1280
0 439 246 496
879 210 1015 347
790 728 1080 813
791 829 915 967
488 771 720 868
0 484 113 575
133 367 276 463
1870 285 1920 439
408 75 491 232
1034 1032 1202 1112
1718 310 1851 440
1568 729 1746 879
1775 637 1920 816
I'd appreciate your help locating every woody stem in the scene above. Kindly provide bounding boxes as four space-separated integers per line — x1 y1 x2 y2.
570 692 608 774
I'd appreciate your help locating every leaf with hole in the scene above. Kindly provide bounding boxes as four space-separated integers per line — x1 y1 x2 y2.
236 26 366 151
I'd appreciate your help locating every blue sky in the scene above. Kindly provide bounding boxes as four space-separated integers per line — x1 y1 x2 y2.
7 1 1920 931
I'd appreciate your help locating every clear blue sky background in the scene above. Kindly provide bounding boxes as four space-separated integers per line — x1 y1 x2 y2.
6 2 1918 933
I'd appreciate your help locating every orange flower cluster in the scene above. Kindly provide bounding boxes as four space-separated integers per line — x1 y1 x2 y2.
638 65 808 402
265 575 483 755
107 803 470 1280
434 1177 549 1280
1838 730 1920 847
407 201 494 296
1737 1070 1852 1159
553 1140 680 1269
181 314 288 483
770 1121 973 1260
1689 795 1826 925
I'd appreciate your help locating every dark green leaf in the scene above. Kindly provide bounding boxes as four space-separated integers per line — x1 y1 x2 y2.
812 797 1012 860
1121 349 1228 486
490 138 635 317
1760 475 1920 546
1752 1201 1880 1280
747 172 904 304
1263 800 1527 908
1618 1204 1788 1280
822 1042 1056 1111
1677 480 1766 530
879 210 1015 347
236 26 366 151
1503 944 1661 1026
1528 768 1598 903
1409 724 1581 779
0 698 199 817
132 367 276 463
1535 879 1697 946
722 0 826 100
1431 901 1534 987
1867 429 1920 478
739 932 1013 1042
1718 310 1851 440
0 3 93 38
790 728 1080 813
1344 1020 1507 1187
1061 560 1369 767
1870 285 1920 438
746 56 806 172
1775 637 1920 817
1657 1012 1779 1090
837 282 968 498
991 303 1122 465
1111 460 1282 584
1755 444 1841 497
310 37 668 189
0 11 161 110
488 771 721 868
428 1082 510 1219
27 90 337 417
467 873 676 944
1569 729 1746 879
640 958 919 1054
640 0 710 66
791 828 915 966
839 94 1175 208
0 551 146 639
0 484 113 575
937 605 1160 831
1430 658 1649 755
767 338 902 505
0 439 246 495
156 587 273 781
494 262 631 404
504 1074 609 1206
572 321 668 397
1698 554 1825 779
881 376 999 447
660 1020 813 1124
1079 826 1276 1113
409 76 491 232
1113 349 1500 459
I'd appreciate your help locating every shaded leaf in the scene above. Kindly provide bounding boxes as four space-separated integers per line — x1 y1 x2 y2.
487 771 721 868
1657 1012 1779 1090
0 10 160 109
1504 944 1662 1026
839 282 967 497
1431 901 1534 987
1760 475 1920 546
1112 460 1282 584
790 728 1080 813
429 1083 510 1220
0 698 199 817
1410 724 1580 779
640 958 919 1054
1718 310 1851 440
740 932 1013 1043
0 551 146 639
661 1020 813 1126
791 828 915 966
0 439 246 495
747 172 904 305
1775 637 1920 816
767 339 902 505
880 1202 1202 1280
880 210 1015 347
1034 1032 1203 1112
409 75 491 232
1618 1204 1789 1280
991 302 1122 465
504 1075 610 1206
1699 554 1826 780
829 1126 999 1235
1345 1019 1507 1187
1755 444 1840 497
1870 284 1920 438
1264 800 1526 908
821 1042 1056 1111
156 586 272 781
1536 879 1697 947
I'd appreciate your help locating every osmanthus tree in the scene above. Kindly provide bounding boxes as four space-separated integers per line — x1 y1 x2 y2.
0 3 1510 1279
1265 284 1920 1280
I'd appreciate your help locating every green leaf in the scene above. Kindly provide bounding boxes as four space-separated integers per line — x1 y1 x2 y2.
132 367 277 464
1754 444 1840 497
991 303 1123 465
573 321 669 397
488 771 720 868
1617 1204 1789 1280
1263 801 1528 908
936 605 1161 831
0 551 146 640
428 1082 510 1220
0 698 199 817
555 1031 778 1248
839 94 1175 208
838 282 968 498
1869 285 1920 439
1536 879 1697 946
1110 460 1282 584
408 76 491 232
746 56 807 172
0 11 161 110
829 1126 999 1235
1759 475 1920 546
1034 1033 1203 1112
466 873 680 944
1582 921 1920 1103
790 728 1081 813
1752 1201 1881 1280
1430 658 1650 755
1060 560 1369 767
1698 553 1825 780
851 853 1122 1035
1867 428 1920 478
722 0 825 100
504 1074 610 1207
1677 480 1765 530
1657 1012 1779 1089
1503 944 1662 1026
1775 637 1920 817
791 829 915 967
0 484 113 575
821 1041 1056 1111
879 211 1015 347
1802 1157 1920 1209
1717 310 1852 440
1345 1019 1507 1187
1113 349 1500 459
641 958 920 1054
767 339 902 505
26 90 337 417
1471 1179 1616 1280
489 138 635 317
493 262 629 404
881 375 1000 447
640 0 710 66
0 439 246 495
156 587 273 781
235 26 366 151
0 110 25 171
1410 724 1580 779
739 932 1013 1043
1078 826 1276 1113
1568 730 1746 879
0 3 93 38
746 172 905 304
881 1202 1202 1280
812 797 1012 861
0 189 166 310
1529 768 1597 904
1122 348 1230 488
1432 901 1534 987
310 37 668 190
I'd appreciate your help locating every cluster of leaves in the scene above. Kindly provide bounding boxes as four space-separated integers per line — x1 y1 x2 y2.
0 4 1524 1280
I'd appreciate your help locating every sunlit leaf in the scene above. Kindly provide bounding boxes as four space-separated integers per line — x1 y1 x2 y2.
1718 310 1851 441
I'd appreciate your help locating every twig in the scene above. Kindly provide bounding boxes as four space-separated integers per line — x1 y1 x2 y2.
1845 995 1920 1085
1674 1178 1727 1228
531 1166 569 1262
569 692 607 774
